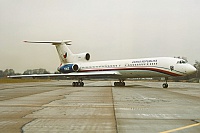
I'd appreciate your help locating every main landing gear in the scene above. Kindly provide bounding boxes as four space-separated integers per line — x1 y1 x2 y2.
162 77 168 88
114 80 125 87
72 79 84 87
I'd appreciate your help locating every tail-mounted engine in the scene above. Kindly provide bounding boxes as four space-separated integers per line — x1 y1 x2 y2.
74 52 90 62
58 64 79 73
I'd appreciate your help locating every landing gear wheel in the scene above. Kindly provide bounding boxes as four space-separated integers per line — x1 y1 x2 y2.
72 82 75 87
72 82 84 87
162 83 168 88
114 81 125 87
81 82 84 87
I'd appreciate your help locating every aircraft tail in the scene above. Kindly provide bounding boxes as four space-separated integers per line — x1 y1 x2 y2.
24 40 74 64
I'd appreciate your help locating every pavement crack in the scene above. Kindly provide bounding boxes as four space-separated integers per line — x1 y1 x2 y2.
111 85 118 133
21 118 37 133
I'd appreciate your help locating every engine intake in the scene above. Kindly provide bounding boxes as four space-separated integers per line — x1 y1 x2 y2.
85 53 90 61
72 64 79 71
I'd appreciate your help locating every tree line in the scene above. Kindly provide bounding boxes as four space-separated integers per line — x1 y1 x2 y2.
0 68 50 77
194 61 200 78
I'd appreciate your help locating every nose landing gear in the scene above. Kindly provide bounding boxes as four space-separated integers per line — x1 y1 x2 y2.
162 83 168 88
162 77 168 88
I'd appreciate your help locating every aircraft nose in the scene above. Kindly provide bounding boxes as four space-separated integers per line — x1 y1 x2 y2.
186 65 197 75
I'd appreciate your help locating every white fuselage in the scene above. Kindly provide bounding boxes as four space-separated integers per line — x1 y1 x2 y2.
59 57 196 78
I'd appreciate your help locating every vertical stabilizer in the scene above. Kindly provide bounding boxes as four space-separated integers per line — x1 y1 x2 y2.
54 41 74 64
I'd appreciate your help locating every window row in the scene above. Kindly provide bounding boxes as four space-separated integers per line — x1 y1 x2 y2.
126 63 158 67
81 64 119 69
81 63 158 69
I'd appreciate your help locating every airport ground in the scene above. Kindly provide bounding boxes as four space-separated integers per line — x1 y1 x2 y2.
0 80 199 133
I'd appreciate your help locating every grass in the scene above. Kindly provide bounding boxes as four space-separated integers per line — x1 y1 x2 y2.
0 78 51 84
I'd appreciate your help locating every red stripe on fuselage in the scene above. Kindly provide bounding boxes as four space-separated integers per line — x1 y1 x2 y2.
80 67 183 77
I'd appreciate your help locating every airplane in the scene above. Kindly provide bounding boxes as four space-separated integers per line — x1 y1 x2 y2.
8 40 197 88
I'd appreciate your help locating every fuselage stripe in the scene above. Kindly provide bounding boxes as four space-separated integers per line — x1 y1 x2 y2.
79 67 184 77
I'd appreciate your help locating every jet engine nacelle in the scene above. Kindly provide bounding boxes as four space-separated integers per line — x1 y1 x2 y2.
74 52 90 62
58 64 79 73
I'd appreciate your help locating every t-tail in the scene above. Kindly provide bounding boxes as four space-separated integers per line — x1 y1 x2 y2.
24 40 91 64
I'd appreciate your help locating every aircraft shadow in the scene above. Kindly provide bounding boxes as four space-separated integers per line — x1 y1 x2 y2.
57 85 152 88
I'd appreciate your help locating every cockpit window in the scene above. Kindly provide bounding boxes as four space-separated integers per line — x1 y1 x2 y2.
177 60 187 64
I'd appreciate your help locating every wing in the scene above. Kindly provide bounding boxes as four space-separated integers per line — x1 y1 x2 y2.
7 71 122 79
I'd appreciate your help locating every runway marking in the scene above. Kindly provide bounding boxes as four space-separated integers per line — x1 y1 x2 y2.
160 123 200 133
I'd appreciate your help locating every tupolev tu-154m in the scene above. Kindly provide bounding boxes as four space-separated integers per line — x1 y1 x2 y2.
8 40 197 88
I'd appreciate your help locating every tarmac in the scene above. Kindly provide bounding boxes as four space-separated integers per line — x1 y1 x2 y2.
0 80 199 133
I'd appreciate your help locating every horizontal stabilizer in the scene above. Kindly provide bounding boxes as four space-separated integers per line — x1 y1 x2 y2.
24 40 72 45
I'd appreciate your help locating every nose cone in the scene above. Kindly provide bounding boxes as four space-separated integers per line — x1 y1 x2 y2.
186 65 197 75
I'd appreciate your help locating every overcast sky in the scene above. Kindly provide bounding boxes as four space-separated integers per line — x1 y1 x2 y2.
0 0 200 73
